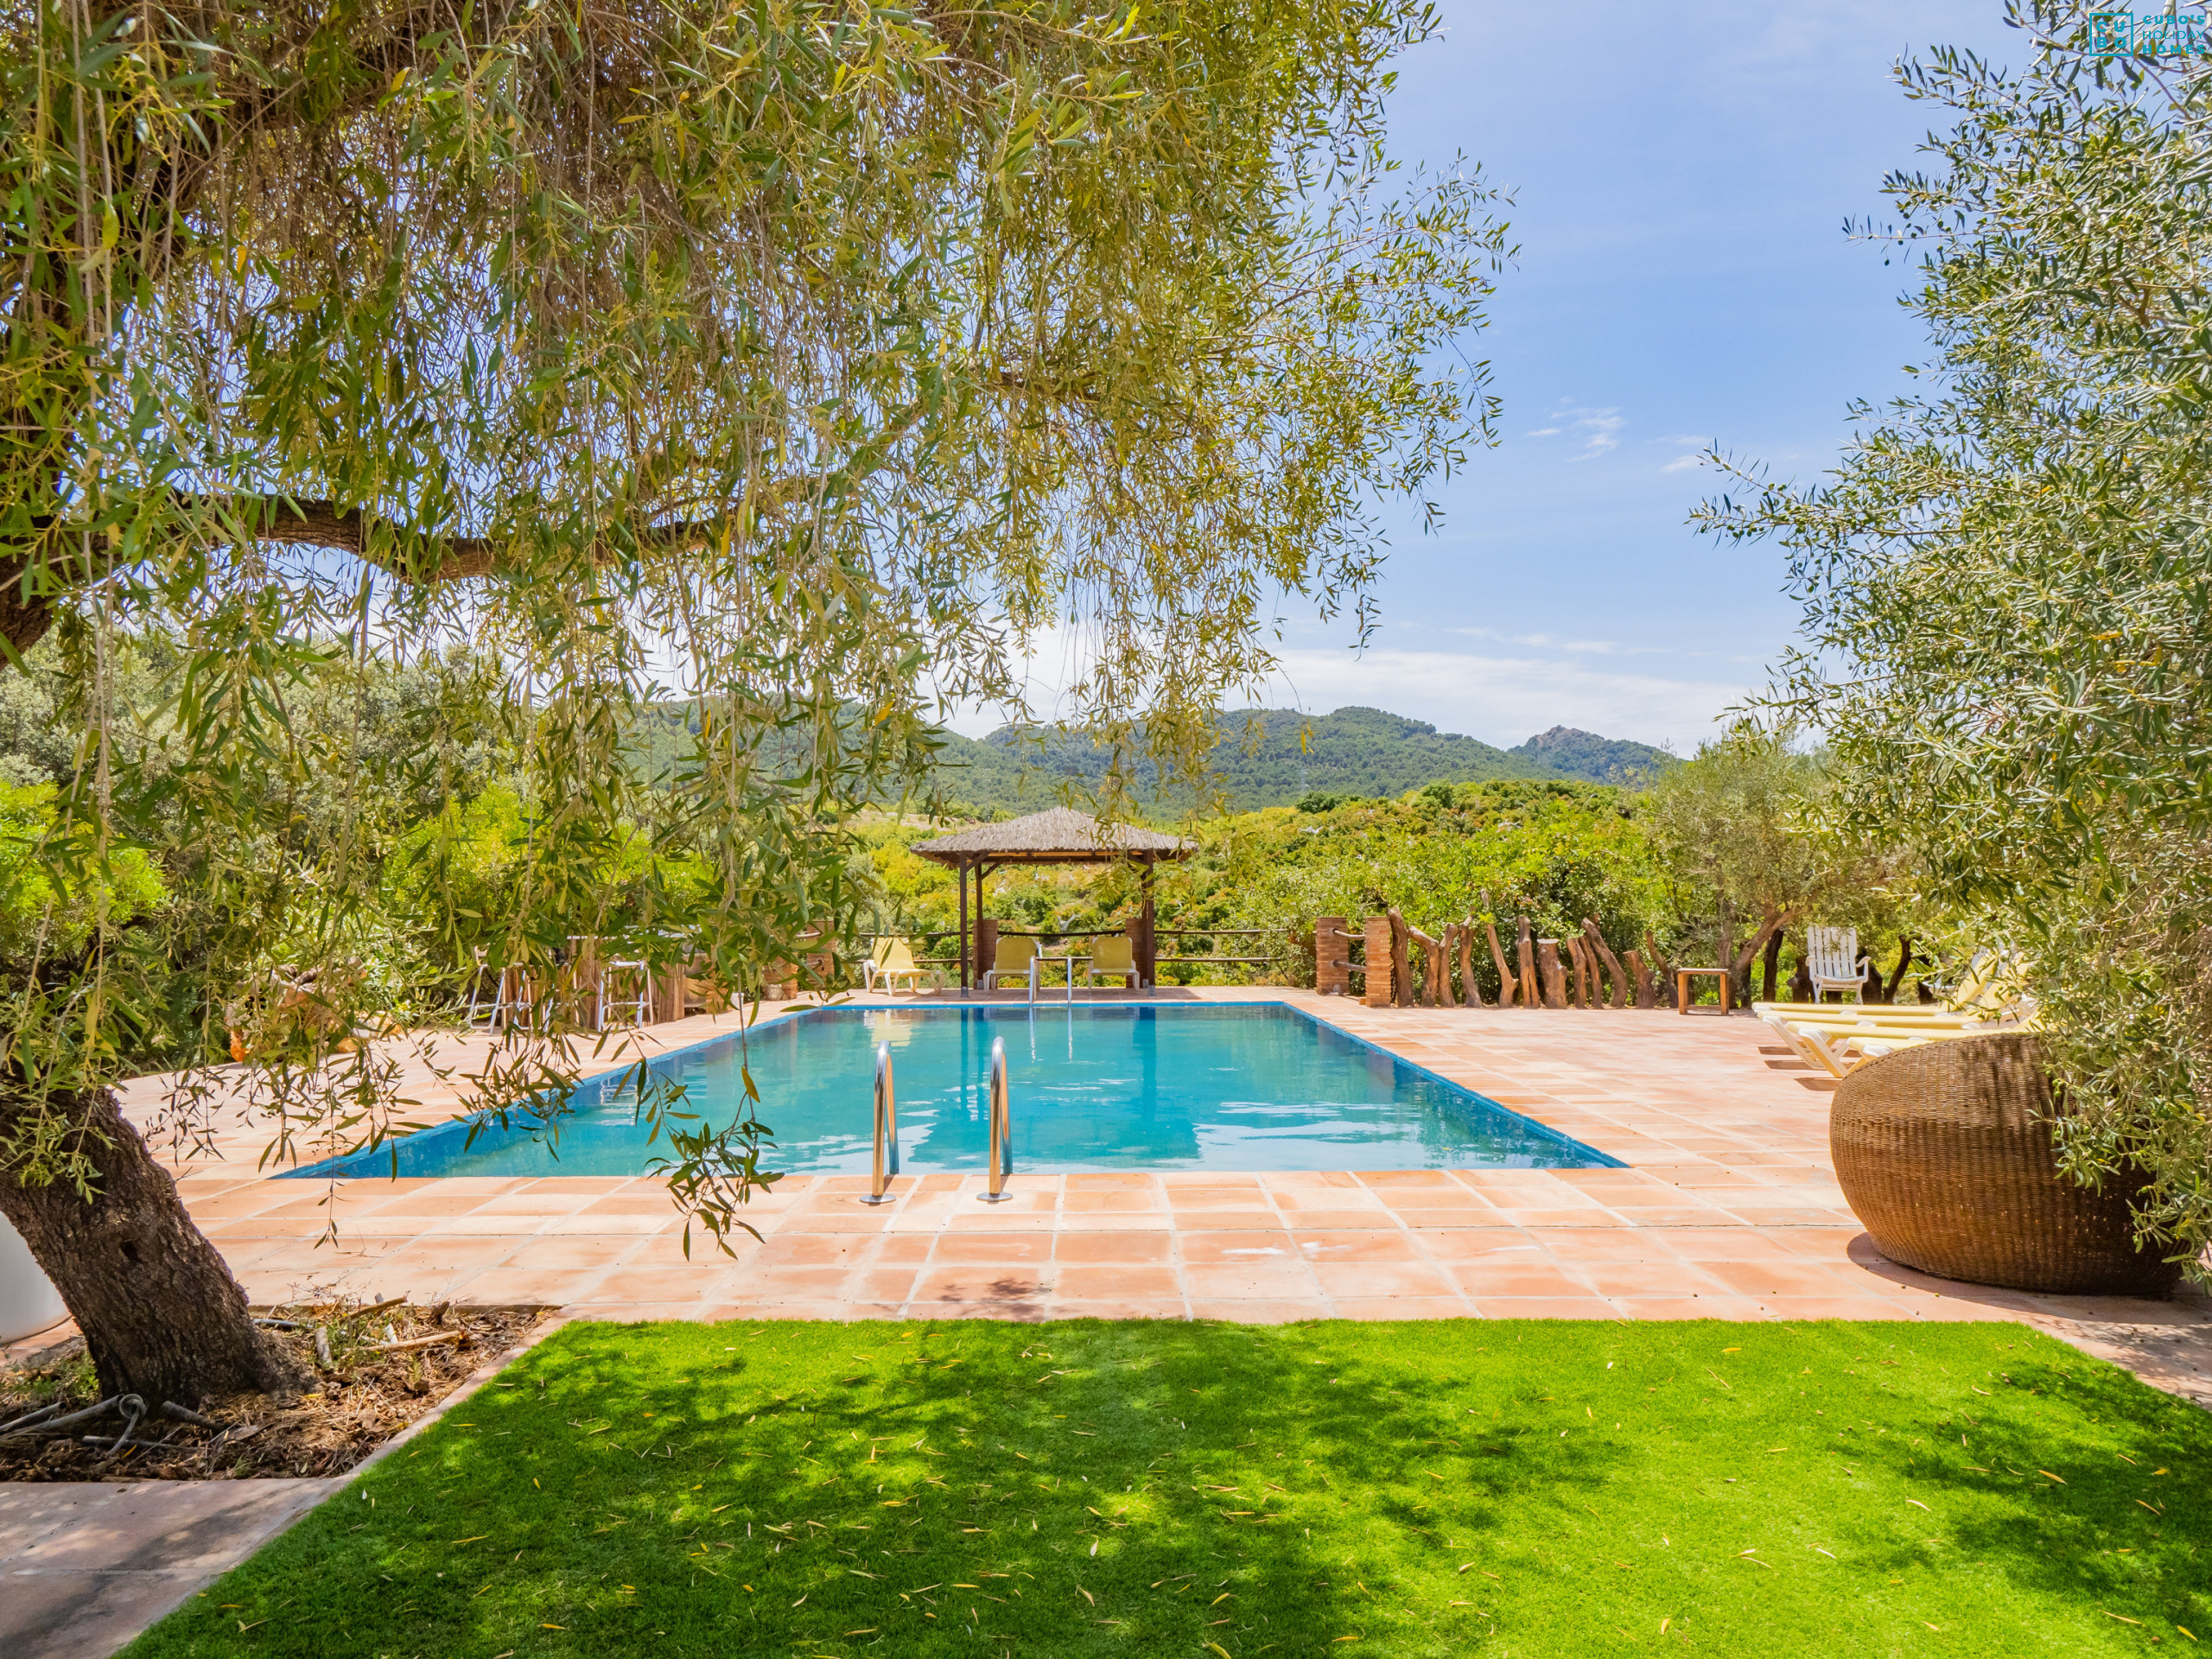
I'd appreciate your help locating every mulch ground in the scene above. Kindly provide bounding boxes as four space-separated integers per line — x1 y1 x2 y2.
0 1300 547 1482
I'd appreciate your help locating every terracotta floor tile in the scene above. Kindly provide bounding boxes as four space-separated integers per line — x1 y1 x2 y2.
1416 1230 1546 1262
1178 1231 1298 1265
543 1214 679 1236
469 1192 600 1215
1054 1232 1174 1265
1289 1230 1423 1264
911 1268 1052 1303
1493 1209 1631 1230
1445 1262 1597 1300
1061 1192 1166 1214
1653 1228 1807 1262
1262 1170 1367 1192
852 1268 921 1304
1268 1208 1410 1231
1707 1260 1874 1300
574 1267 735 1304
375 1237 527 1272
1395 1208 1524 1230
1268 1190 1389 1213
1052 1265 1183 1300
1573 1259 1734 1299
753 1234 874 1268
773 1210 898 1235
1182 1262 1319 1300
1063 1172 1157 1191
932 1232 1053 1265
731 1266 861 1298
1168 1210 1287 1232
1311 1262 1459 1300
451 1267 607 1304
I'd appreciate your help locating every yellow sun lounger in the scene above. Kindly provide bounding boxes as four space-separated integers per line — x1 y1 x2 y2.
863 937 944 994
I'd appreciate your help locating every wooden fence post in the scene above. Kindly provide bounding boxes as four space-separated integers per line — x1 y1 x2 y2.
1583 919 1632 1009
1386 909 1414 1008
1536 939 1567 1009
1432 925 1459 1007
1484 918 1515 1006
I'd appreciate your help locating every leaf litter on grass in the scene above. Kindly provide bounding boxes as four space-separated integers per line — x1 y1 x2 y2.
116 1319 2212 1656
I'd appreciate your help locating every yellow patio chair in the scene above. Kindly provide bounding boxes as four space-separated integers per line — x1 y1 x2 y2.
863 937 943 994
982 933 1039 991
1087 933 1140 988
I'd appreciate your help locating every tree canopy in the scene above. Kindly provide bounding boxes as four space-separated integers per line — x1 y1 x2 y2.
0 0 1510 1394
1701 1 2212 1275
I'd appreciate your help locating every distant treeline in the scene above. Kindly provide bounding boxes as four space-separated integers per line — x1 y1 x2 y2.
926 706 1673 815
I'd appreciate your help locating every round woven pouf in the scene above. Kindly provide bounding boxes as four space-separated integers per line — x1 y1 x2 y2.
1830 1031 2181 1297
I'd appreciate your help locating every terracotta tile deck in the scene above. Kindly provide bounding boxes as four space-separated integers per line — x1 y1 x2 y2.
10 990 2210 1408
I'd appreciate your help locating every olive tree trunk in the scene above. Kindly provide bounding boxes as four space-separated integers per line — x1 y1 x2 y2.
0 1087 305 1405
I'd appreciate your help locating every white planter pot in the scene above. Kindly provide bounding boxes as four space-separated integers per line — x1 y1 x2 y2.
0 1211 68 1344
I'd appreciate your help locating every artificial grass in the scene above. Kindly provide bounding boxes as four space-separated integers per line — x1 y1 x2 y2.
126 1319 2209 1657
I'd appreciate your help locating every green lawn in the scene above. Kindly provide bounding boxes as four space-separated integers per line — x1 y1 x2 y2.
129 1319 2209 1657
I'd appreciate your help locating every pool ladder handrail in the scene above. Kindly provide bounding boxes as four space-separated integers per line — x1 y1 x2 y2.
861 1040 899 1205
979 1035 1014 1202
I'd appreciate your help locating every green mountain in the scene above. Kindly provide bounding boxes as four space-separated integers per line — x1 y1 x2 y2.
927 707 1670 813
1508 725 1673 785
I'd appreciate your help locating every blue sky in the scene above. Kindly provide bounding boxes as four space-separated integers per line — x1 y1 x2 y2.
1232 0 2024 753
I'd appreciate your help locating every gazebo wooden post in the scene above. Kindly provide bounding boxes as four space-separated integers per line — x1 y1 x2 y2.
1138 857 1157 988
957 855 971 990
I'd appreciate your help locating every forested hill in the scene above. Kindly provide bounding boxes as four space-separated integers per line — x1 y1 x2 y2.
930 707 1672 813
1508 725 1675 786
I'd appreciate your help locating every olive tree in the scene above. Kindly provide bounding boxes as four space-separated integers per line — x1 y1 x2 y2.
0 0 1510 1402
1700 2 2212 1274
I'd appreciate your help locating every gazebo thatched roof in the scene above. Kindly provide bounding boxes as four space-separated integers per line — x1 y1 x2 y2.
911 806 1195 866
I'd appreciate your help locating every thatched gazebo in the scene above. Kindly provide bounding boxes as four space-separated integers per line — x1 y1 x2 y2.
912 806 1196 989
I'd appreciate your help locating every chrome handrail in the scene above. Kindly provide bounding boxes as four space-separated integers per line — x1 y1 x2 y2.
861 1041 899 1205
979 1035 1013 1202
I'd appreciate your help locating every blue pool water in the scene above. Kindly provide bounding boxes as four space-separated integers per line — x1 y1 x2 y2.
283 1004 1618 1179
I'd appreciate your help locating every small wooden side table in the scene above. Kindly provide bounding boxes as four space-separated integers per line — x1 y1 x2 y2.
1675 967 1732 1015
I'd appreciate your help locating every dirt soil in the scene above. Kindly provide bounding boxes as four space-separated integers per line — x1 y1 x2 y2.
0 1300 548 1482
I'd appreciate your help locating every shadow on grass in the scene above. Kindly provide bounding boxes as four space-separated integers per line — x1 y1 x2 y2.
119 1318 2212 1657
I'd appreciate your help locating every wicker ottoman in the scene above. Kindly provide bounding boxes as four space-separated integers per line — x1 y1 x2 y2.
1830 1032 2181 1297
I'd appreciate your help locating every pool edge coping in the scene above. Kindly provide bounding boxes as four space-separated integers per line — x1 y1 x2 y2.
276 996 1624 1181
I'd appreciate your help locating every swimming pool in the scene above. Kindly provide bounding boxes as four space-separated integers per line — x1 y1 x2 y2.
284 1004 1618 1179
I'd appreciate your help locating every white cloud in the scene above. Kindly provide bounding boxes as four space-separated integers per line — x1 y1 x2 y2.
1261 646 1750 752
1452 626 1627 655
1662 452 1707 474
1524 427 1562 437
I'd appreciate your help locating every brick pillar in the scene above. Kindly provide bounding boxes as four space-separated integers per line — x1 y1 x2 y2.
1314 916 1349 995
976 918 999 988
1362 916 1394 1007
